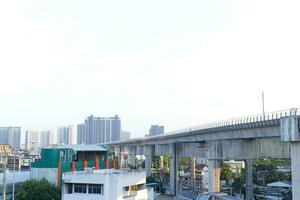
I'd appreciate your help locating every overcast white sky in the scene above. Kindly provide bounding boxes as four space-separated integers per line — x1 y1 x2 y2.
0 0 300 140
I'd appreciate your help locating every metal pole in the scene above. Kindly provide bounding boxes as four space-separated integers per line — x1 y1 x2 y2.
12 148 16 200
262 92 265 117
3 154 7 200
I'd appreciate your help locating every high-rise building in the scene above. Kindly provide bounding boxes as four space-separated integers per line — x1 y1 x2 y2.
149 125 164 136
121 131 131 141
77 115 121 144
57 125 75 145
0 127 21 149
25 129 55 150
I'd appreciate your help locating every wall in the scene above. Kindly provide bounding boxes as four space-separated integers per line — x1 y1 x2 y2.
31 168 58 184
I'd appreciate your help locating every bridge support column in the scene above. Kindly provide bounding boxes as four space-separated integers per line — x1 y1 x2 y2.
245 159 254 200
291 142 300 200
160 156 164 170
124 146 136 167
145 146 153 177
128 154 136 166
208 160 221 192
191 157 196 188
114 146 124 170
169 143 179 196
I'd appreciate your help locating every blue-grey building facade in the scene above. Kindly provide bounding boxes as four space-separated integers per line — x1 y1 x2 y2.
149 125 164 136
0 127 21 149
77 115 121 144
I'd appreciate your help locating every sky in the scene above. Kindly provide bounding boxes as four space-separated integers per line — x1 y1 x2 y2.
0 0 300 141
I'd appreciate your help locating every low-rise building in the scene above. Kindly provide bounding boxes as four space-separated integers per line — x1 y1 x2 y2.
62 169 154 200
223 160 245 174
31 144 112 185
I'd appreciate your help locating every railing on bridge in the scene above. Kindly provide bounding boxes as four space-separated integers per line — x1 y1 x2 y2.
163 108 300 135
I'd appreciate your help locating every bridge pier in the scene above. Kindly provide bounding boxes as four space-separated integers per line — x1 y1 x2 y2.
124 146 136 166
208 160 221 192
291 142 300 199
191 157 196 188
160 156 164 170
145 146 153 177
245 159 254 200
169 143 179 196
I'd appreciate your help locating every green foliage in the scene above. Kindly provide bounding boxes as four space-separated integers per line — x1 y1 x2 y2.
221 163 237 184
253 159 291 185
179 157 191 166
16 179 60 200
146 176 157 184
152 156 169 170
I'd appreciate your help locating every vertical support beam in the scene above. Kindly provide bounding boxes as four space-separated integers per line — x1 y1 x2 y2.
126 145 136 166
145 145 153 177
245 159 254 200
191 157 196 188
208 160 221 192
291 142 300 200
120 147 125 170
160 156 164 170
169 143 179 196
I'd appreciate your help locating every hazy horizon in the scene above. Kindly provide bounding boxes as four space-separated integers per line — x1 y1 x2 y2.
1 0 300 140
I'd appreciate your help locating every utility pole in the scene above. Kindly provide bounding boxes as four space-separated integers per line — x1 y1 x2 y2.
12 148 16 200
3 153 7 200
12 132 16 200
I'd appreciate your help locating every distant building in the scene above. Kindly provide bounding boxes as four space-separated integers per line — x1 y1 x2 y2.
121 131 131 141
149 125 164 136
0 127 21 149
57 125 75 145
25 129 55 150
223 160 245 174
77 115 121 144
0 144 12 154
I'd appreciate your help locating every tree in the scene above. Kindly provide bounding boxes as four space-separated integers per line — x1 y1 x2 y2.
221 163 237 185
16 179 60 200
253 159 291 185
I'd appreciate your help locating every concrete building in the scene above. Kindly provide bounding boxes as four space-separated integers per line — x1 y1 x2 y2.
31 144 111 185
57 125 75 145
121 131 131 141
149 125 164 136
62 170 154 200
77 115 121 144
0 127 21 149
25 129 55 150
223 160 245 174
0 144 12 154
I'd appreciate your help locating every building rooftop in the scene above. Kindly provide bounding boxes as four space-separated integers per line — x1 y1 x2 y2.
44 144 108 152
267 181 292 188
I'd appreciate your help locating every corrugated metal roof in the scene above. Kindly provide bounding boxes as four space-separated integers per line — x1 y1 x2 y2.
67 144 107 152
44 144 108 152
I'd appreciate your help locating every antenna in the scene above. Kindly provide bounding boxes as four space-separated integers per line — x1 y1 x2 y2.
262 91 265 117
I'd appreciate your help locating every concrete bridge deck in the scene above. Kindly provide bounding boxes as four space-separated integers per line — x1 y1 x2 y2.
106 107 300 200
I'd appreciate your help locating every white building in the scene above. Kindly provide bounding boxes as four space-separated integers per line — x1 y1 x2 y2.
25 129 55 150
57 125 75 145
121 131 131 141
62 169 154 200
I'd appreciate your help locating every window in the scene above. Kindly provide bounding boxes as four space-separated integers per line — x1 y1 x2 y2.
124 186 129 192
60 150 66 162
67 184 72 194
88 184 103 194
137 184 145 190
74 184 87 193
68 150 72 162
